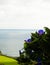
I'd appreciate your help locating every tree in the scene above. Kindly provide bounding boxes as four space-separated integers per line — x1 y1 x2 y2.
18 27 50 65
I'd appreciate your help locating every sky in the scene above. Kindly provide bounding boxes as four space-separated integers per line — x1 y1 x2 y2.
0 0 50 29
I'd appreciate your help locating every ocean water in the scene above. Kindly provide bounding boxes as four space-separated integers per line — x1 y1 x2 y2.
0 29 36 57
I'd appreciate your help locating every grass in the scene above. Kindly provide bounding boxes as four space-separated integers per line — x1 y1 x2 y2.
0 56 19 65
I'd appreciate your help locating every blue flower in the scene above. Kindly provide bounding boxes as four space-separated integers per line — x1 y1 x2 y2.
24 39 31 43
37 30 44 35
37 57 42 65
37 57 41 62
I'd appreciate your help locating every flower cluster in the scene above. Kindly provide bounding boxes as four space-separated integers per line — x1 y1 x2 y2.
24 30 45 43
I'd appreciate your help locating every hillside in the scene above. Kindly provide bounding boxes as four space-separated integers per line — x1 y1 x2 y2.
0 55 19 65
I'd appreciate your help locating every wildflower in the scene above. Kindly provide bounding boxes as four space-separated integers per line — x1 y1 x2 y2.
37 57 42 65
37 30 45 35
24 39 31 43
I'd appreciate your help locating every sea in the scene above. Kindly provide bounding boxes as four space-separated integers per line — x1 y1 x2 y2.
0 29 36 57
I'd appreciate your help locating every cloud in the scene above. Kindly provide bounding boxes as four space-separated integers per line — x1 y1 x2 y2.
43 0 50 2
0 0 50 29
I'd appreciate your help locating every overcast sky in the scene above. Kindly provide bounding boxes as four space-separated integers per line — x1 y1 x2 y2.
0 0 50 29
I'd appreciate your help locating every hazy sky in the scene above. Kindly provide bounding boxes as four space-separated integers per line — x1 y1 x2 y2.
0 0 50 29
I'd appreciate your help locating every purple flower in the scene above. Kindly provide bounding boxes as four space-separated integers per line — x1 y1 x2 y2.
37 57 41 62
24 39 31 43
37 30 44 35
37 57 42 65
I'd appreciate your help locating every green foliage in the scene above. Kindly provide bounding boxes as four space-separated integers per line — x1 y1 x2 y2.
17 27 50 65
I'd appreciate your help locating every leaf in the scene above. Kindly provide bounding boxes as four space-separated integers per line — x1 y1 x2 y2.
44 27 50 34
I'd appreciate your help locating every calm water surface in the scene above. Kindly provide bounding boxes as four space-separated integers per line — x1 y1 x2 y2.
0 29 36 57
